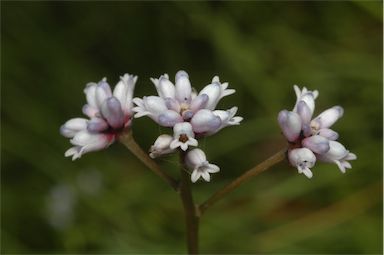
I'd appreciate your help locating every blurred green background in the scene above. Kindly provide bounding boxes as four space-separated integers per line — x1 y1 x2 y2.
1 1 382 254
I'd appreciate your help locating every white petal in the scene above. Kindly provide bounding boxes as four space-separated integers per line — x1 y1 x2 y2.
190 94 209 113
156 75 176 99
297 101 312 125
207 164 220 173
201 171 210 182
191 170 201 183
185 148 207 168
311 106 344 129
317 128 339 140
113 74 137 114
175 70 192 103
173 122 195 138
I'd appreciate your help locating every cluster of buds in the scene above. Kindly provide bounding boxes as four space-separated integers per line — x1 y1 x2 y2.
133 70 242 182
278 85 356 178
60 74 137 160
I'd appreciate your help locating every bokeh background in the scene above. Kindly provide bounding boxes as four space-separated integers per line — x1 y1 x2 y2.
1 1 382 254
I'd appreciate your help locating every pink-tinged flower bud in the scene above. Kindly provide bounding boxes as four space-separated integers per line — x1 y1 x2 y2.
100 97 125 129
317 141 357 173
95 79 112 109
311 106 344 129
317 128 339 140
277 110 302 142
185 148 220 183
60 118 88 138
190 109 222 133
297 100 312 125
87 118 109 133
149 134 175 158
113 74 137 115
170 122 198 151
164 97 181 113
190 94 209 113
175 70 192 103
302 135 330 154
288 148 316 179
82 104 99 118
198 83 221 110
157 110 183 127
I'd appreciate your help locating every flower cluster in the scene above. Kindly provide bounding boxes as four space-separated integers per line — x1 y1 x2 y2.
134 70 242 182
60 74 137 160
278 85 356 178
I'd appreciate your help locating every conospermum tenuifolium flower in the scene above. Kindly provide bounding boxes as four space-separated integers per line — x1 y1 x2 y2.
278 85 356 178
133 70 242 182
60 74 137 160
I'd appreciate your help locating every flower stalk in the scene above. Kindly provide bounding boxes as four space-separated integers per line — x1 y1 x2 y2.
199 148 287 215
119 129 179 190
178 151 200 254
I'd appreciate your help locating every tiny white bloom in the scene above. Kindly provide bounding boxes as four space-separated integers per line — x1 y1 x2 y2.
288 148 316 179
170 122 198 151
185 148 220 183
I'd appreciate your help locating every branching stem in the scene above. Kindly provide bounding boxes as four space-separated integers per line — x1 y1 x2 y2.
118 129 179 190
199 148 287 215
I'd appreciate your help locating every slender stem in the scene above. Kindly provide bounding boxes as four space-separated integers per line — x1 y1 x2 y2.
178 151 199 254
118 129 179 191
199 148 287 215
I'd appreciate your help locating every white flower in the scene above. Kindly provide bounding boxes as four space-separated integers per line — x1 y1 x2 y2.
185 148 220 183
170 122 198 151
133 70 241 131
61 74 137 160
317 141 357 173
149 134 175 158
288 148 316 179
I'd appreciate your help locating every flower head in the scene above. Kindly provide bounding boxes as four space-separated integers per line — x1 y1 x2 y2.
133 71 242 151
60 74 137 160
278 85 356 178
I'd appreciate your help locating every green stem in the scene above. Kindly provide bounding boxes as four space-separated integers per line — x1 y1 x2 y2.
118 129 179 191
178 151 199 254
199 148 287 215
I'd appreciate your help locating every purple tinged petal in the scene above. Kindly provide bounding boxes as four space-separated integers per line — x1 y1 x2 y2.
95 79 112 108
312 106 344 129
164 97 181 112
87 118 109 133
190 109 222 133
297 100 312 125
100 97 124 129
175 70 192 103
302 135 330 154
190 94 209 113
157 110 183 127
317 128 339 140
84 83 98 108
60 118 88 138
277 110 302 142
113 74 137 114
198 83 221 110
157 76 176 99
